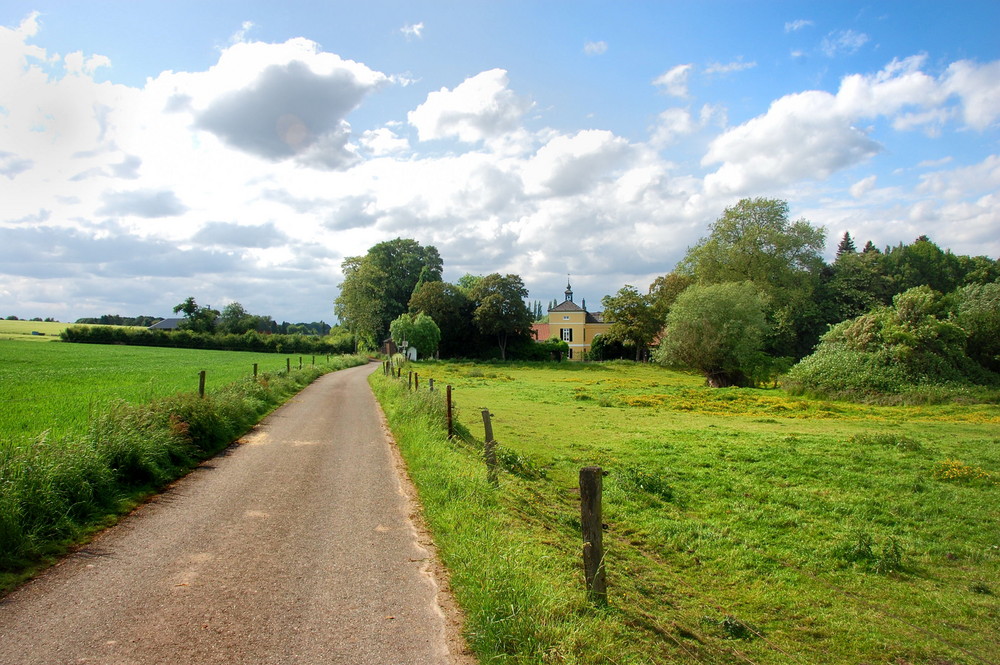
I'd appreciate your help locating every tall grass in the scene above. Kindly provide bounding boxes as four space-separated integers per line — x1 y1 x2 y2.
0 355 367 584
373 361 1000 664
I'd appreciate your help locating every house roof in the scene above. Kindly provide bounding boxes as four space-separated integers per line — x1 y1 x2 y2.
149 317 184 330
549 300 586 313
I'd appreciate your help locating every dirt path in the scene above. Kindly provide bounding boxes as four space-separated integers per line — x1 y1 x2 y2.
0 362 473 664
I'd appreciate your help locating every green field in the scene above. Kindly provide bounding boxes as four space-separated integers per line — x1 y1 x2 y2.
0 339 333 444
374 361 999 665
0 319 83 342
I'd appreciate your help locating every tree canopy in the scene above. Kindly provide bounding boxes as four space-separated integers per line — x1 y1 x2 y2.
655 282 770 387
677 197 826 357
469 273 533 360
600 285 661 361
335 238 441 351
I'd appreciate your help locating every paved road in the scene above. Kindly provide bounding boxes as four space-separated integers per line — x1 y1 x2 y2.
0 362 471 664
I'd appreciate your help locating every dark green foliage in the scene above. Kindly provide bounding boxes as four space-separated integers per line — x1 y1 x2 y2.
469 273 533 361
600 285 662 361
588 333 629 361
60 325 353 355
508 336 568 361
787 286 999 398
74 314 160 327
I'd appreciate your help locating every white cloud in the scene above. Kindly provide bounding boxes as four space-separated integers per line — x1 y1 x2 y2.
584 41 608 56
785 19 814 33
360 127 410 155
821 29 870 57
523 129 633 196
943 60 1000 130
401 22 424 39
653 64 692 99
408 69 533 143
704 59 756 75
850 175 877 198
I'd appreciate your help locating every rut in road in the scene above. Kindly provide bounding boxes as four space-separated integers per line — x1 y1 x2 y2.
0 362 472 665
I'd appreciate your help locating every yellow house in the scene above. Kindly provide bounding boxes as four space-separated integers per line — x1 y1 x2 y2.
539 282 611 360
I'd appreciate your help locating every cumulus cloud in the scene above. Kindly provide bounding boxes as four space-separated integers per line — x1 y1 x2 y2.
408 69 533 143
193 57 382 168
523 130 633 196
653 64 692 99
0 152 33 179
584 41 608 56
361 127 410 155
702 55 1000 196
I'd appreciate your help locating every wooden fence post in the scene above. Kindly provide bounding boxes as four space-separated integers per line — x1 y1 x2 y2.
429 378 434 392
580 466 607 605
253 363 258 378
312 355 315 365
198 370 206 398
415 373 419 390
482 409 498 487
299 356 303 369
447 385 453 438
408 371 413 391
286 358 291 373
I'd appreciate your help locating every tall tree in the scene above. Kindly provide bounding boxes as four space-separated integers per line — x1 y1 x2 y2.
172 297 218 333
469 273 533 360
409 281 476 357
335 238 441 348
656 282 770 387
600 285 661 361
836 231 857 256
647 272 693 321
678 197 826 357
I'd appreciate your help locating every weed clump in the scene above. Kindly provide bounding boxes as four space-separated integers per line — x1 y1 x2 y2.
834 531 905 574
849 432 923 452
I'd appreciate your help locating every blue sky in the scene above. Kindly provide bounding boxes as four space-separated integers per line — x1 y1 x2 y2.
1 1 998 323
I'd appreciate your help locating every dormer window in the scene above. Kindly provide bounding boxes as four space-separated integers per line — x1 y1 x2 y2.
563 315 570 320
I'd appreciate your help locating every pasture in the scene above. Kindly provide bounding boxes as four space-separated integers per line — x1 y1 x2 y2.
374 361 999 665
0 319 82 342
0 339 328 444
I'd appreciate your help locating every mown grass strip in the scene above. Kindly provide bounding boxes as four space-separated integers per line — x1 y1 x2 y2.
0 354 367 590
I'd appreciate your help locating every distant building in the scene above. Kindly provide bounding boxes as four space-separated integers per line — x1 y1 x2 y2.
148 318 184 330
531 281 611 360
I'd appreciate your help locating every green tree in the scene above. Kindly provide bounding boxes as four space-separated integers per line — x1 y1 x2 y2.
334 238 442 348
172 297 218 333
647 272 693 321
334 256 387 351
600 285 662 361
390 312 441 359
836 231 857 256
882 236 962 294
953 282 1000 373
409 281 476 357
679 197 825 357
469 273 533 360
655 282 770 387
786 286 994 397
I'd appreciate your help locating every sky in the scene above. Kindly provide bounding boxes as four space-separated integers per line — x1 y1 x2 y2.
2 1 999 324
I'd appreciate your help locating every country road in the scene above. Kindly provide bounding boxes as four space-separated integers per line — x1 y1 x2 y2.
0 362 472 664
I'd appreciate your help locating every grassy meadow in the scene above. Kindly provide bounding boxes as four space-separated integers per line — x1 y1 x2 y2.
0 340 332 444
372 361 999 665
0 319 92 342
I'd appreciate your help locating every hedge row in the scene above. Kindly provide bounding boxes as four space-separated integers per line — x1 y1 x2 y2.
60 325 355 355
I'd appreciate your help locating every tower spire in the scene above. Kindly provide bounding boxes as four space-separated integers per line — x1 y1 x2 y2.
565 274 573 303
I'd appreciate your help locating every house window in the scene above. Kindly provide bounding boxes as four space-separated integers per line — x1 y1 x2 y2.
561 328 572 342
563 315 570 320
568 348 573 359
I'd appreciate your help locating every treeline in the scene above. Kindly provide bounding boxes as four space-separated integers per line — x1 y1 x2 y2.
61 325 354 355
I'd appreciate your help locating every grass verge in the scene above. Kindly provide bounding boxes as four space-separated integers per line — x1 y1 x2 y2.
372 361 999 665
0 355 368 590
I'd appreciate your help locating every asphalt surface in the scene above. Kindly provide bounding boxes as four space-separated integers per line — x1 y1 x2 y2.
0 362 470 664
